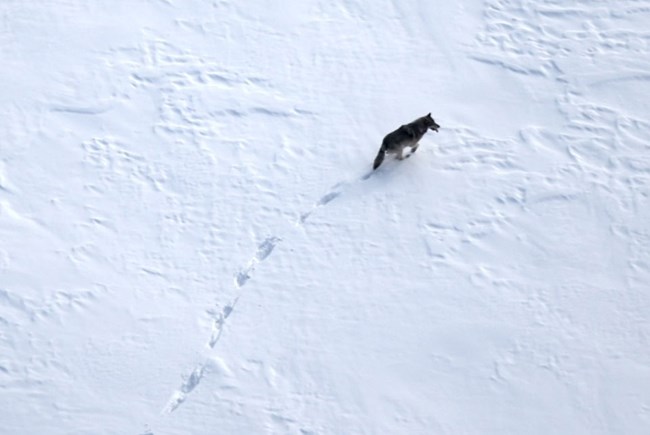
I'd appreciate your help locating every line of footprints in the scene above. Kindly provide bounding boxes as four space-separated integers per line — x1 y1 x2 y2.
164 170 374 414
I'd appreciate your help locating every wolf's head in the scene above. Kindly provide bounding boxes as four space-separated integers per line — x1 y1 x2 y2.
425 113 440 132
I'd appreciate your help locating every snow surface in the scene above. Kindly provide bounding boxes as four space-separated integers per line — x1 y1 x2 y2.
1 0 650 434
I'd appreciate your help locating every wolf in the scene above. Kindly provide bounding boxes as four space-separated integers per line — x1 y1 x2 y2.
373 113 440 170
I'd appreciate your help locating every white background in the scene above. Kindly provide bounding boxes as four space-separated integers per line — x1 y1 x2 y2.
1 1 649 434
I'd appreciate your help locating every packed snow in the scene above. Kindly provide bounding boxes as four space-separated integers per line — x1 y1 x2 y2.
1 0 649 434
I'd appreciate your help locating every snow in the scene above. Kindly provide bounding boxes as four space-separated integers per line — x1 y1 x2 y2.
1 0 650 433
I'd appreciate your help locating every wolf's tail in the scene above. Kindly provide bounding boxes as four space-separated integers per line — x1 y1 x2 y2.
373 147 385 170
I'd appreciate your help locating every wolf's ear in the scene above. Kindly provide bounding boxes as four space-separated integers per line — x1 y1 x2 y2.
427 112 431 117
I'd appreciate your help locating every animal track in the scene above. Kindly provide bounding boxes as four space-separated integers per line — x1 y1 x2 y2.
299 189 342 223
165 169 376 413
235 270 251 287
165 236 284 413
318 191 341 206
235 236 281 288
298 172 375 224
255 236 281 262
208 298 237 348
164 364 206 413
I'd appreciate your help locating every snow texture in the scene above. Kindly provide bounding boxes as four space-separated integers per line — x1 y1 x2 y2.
1 0 650 434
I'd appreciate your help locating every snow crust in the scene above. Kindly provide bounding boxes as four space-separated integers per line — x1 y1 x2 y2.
1 1 649 433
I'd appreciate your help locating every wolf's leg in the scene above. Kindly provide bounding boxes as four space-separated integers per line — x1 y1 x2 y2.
396 148 404 160
405 144 419 159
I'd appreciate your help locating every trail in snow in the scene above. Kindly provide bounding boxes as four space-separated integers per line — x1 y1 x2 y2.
163 165 381 413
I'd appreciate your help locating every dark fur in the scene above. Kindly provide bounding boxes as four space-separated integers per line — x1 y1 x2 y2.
373 113 440 170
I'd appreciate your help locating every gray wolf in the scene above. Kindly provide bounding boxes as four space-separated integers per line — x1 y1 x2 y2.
373 113 440 170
